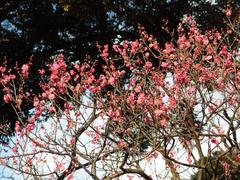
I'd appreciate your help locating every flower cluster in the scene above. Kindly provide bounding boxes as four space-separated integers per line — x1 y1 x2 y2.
0 15 240 179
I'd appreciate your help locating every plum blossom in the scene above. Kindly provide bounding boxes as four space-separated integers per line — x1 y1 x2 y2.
137 93 146 104
3 93 13 103
159 119 167 126
108 77 115 85
154 109 163 118
21 64 29 78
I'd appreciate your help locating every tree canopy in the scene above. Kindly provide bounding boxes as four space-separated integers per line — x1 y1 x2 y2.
0 14 240 179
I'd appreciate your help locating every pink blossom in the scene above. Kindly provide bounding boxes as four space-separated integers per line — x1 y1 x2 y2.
38 69 45 75
214 32 221 40
26 157 32 166
127 93 135 104
48 93 55 100
70 69 75 75
220 45 228 55
117 140 126 149
48 105 56 113
236 154 240 162
66 174 73 180
92 133 101 144
194 34 202 44
15 121 21 132
145 52 150 59
27 123 35 132
130 40 139 53
178 35 187 44
211 138 219 144
21 64 29 77
88 75 95 84
159 119 167 126
155 98 162 106
202 36 209 46
33 97 39 107
127 175 134 180
12 146 18 152
64 102 74 110
137 93 146 104
163 42 175 54
168 97 176 109
204 55 212 61
134 86 141 93
50 74 59 83
154 109 162 117
3 93 13 103
199 76 206 83
113 44 119 52
0 66 6 73
102 44 109 59
145 61 152 68
115 109 120 117
56 162 64 171
17 97 22 107
161 105 167 112
28 116 36 124
187 156 193 164
122 42 128 49
170 151 175 158
188 86 196 94
108 108 115 117
108 77 115 85
226 8 232 17
146 97 153 106
174 70 189 84
161 62 168 69
237 72 240 81
126 128 132 135
67 119 73 129
218 128 225 135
